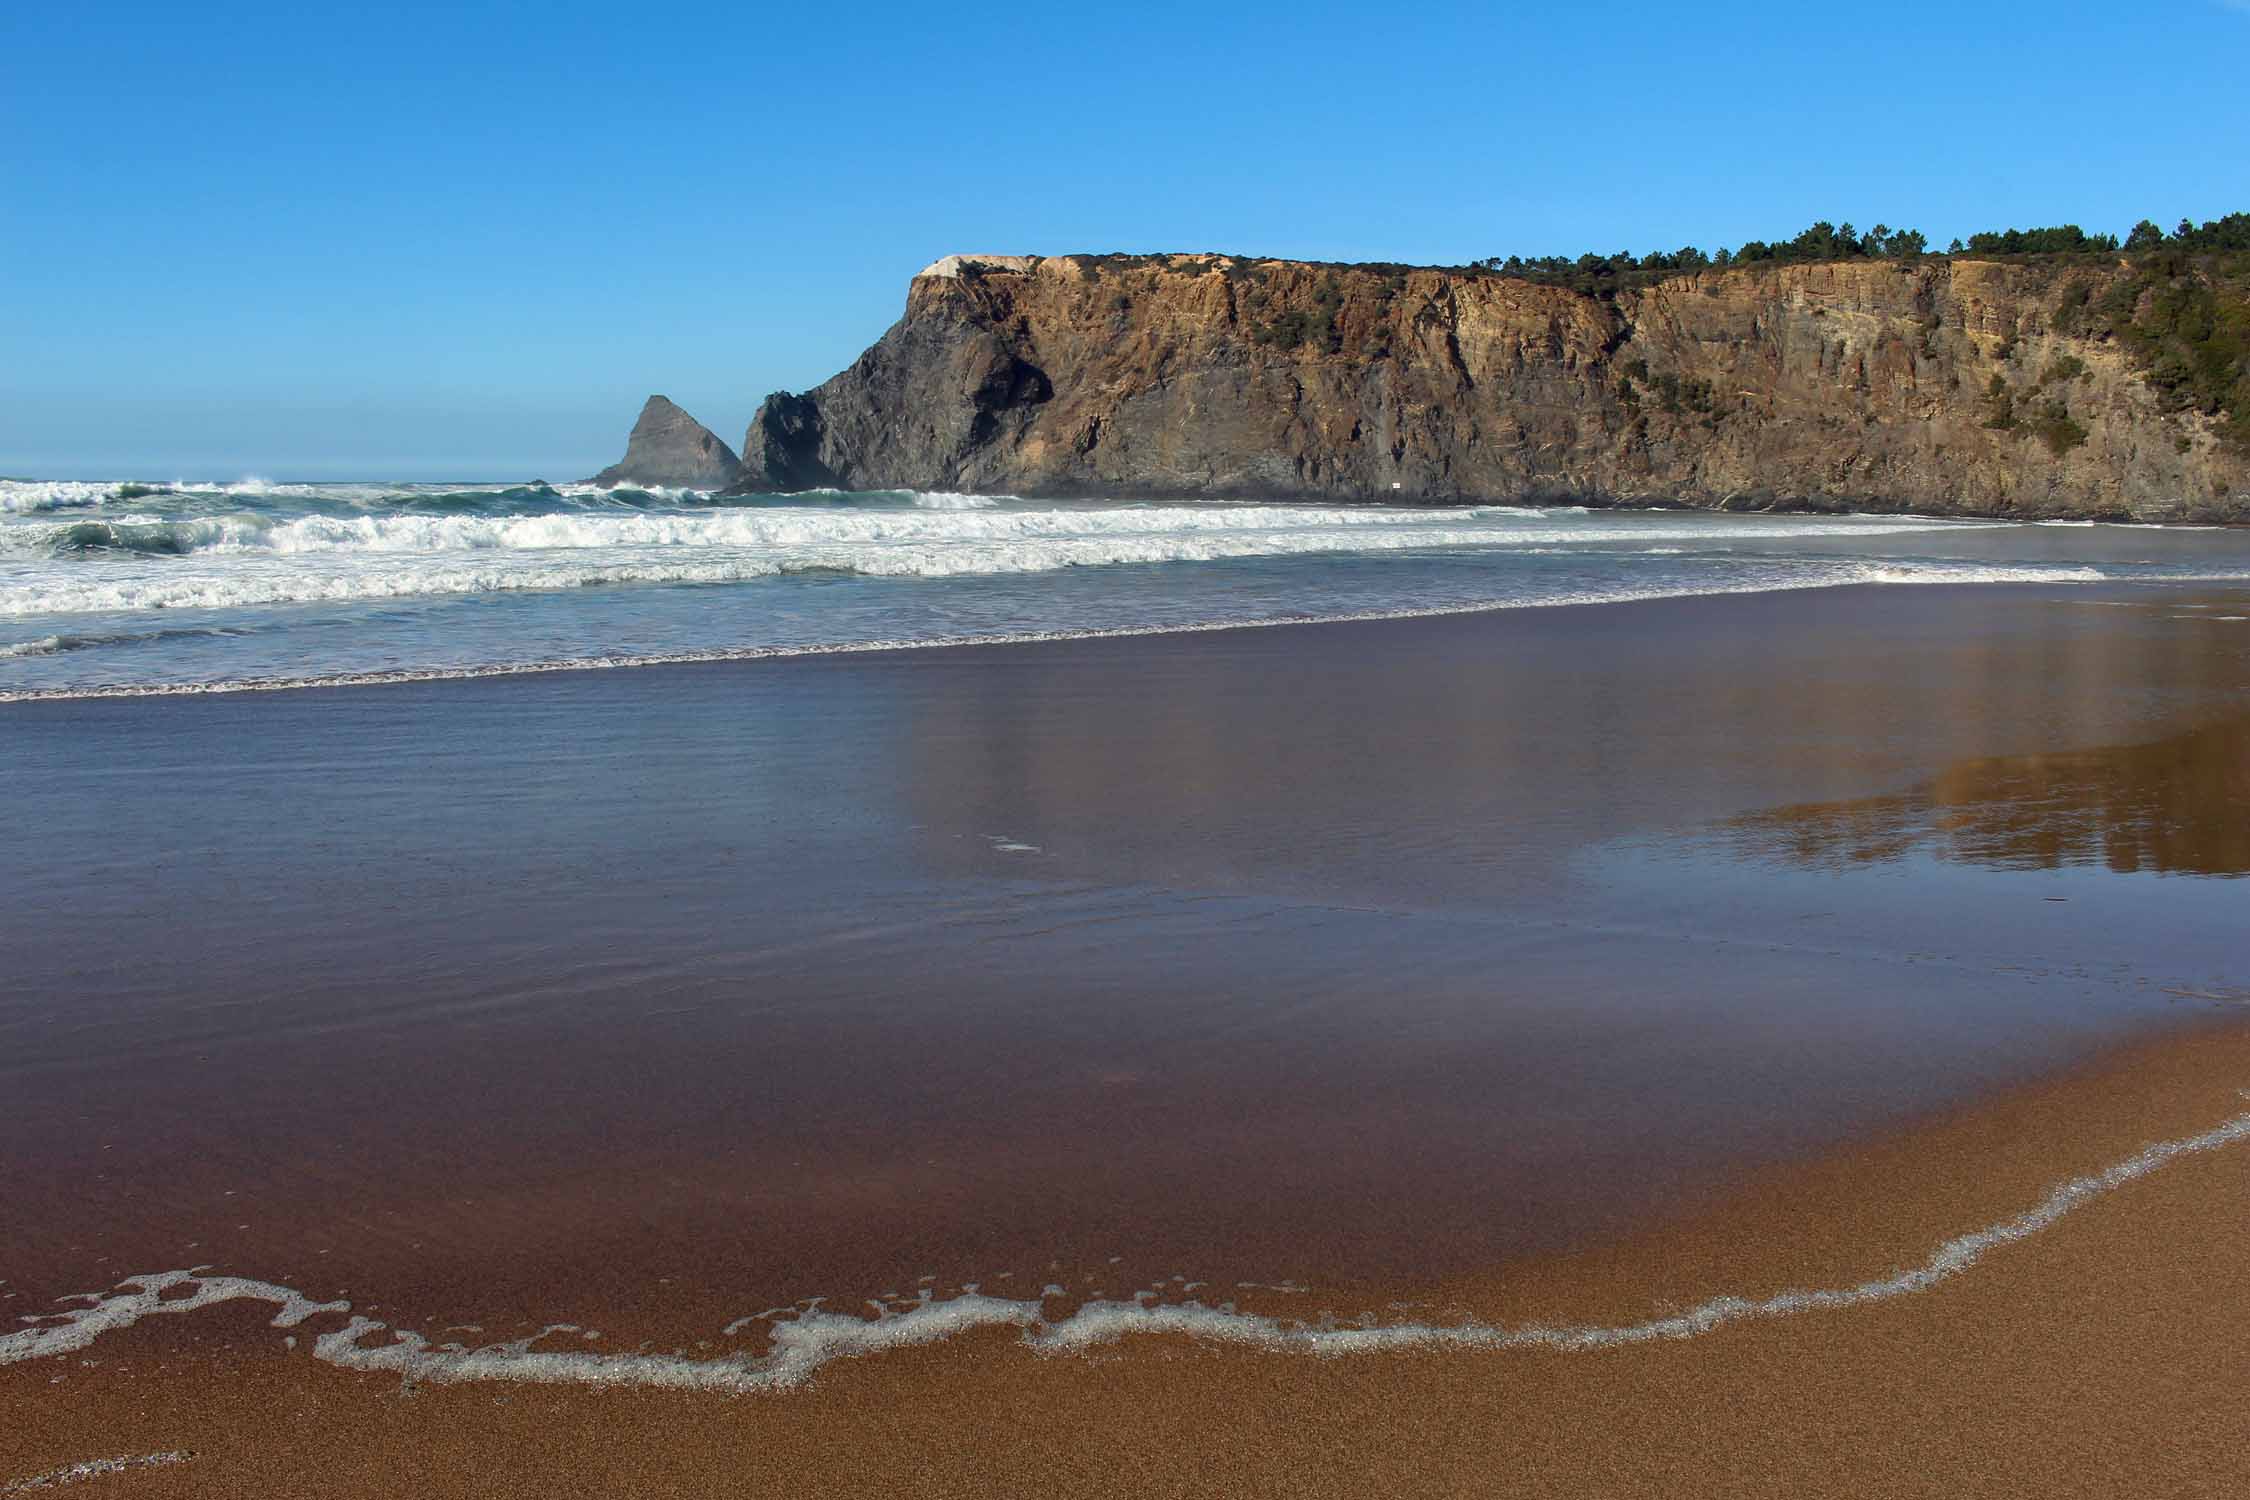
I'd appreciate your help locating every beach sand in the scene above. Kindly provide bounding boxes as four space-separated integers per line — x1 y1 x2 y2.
7 582 2248 1494
6 1015 2249 1497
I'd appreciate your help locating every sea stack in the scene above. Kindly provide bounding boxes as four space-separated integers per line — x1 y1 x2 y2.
588 395 742 489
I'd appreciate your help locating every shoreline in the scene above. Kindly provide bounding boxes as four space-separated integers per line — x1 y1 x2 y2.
8 573 2246 1494
730 484 2250 528
7 571 2243 707
9 1013 2250 1495
12 474 2246 526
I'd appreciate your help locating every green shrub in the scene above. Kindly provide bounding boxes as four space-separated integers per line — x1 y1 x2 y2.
1984 375 2017 430
1653 371 1716 413
2052 280 2095 333
2032 399 2089 455
2098 256 2250 435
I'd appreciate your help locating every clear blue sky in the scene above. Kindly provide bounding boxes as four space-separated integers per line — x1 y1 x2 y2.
5 1 2246 479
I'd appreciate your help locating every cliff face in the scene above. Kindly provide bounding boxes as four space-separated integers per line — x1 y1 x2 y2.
590 395 742 489
727 254 2248 521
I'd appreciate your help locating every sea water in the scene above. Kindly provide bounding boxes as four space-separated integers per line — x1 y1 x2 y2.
8 477 2250 1395
7 477 2248 700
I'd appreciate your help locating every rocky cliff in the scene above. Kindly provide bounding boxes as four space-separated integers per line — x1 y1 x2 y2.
724 253 2248 521
590 395 742 489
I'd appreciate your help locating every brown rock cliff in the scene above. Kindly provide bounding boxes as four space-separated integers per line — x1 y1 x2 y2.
726 254 2247 521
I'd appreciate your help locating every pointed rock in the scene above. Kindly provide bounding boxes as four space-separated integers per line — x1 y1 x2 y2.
588 396 742 489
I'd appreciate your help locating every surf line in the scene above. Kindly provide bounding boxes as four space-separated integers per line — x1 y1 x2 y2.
6 1105 2248 1392
4 564 2179 708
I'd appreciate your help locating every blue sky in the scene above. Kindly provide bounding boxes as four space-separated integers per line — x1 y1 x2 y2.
5 1 2246 479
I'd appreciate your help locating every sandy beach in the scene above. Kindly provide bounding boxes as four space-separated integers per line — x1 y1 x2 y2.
7 1014 2249 1497
6 581 2248 1494
16 2 2250 1488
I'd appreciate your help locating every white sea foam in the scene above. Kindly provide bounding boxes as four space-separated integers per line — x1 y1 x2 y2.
2031 519 2227 530
169 478 416 503
1 477 568 516
5 557 2229 704
9 505 1987 559
555 481 713 503
0 481 114 514
1863 563 2108 585
1 1452 194 1494
5 1105 2245 1391
8 488 2242 700
0 565 2114 704
0 508 2009 617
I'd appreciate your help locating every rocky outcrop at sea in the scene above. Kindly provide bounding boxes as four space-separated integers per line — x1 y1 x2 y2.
590 395 742 489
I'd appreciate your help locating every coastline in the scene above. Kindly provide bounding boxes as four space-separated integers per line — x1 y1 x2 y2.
11 486 2250 705
8 1014 2249 1497
7 576 2247 1494
721 483 2250 527
6 565 2247 706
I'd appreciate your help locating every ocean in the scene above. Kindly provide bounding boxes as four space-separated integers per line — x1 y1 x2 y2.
7 477 2250 700
4 477 2249 1428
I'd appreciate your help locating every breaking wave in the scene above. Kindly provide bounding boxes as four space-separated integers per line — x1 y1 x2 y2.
7 481 2244 700
1 507 2003 617
5 1104 2244 1392
11 504 1981 561
0 561 2213 702
0 480 117 514
0 625 252 660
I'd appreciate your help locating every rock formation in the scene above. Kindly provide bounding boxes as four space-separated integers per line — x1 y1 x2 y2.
720 253 2248 521
589 395 741 489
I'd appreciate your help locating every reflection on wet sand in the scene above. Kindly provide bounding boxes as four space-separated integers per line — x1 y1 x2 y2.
894 587 2250 905
1717 716 2250 877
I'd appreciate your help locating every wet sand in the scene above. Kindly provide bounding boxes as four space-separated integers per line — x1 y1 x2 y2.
6 580 2249 1492
6 1016 2249 1497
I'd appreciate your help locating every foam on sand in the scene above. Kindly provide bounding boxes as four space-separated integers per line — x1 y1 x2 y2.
2 1453 194 1494
7 1104 2245 1391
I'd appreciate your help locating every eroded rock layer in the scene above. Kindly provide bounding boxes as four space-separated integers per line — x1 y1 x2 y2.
726 254 2247 521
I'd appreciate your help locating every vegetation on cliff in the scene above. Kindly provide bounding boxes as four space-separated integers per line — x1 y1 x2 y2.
1473 212 2248 444
1114 211 2249 447
728 217 2250 514
2074 244 2250 444
1475 214 2249 292
1476 219 1930 289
